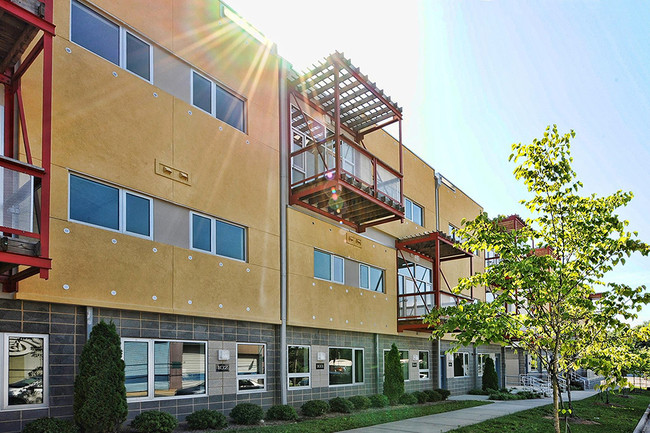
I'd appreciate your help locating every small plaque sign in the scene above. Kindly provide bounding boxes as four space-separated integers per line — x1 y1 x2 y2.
345 233 362 248
216 364 229 372
412 362 417 367
316 362 325 370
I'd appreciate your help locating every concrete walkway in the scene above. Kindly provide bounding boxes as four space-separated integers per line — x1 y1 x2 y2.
341 390 599 433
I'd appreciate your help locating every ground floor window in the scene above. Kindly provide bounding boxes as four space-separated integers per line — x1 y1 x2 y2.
288 345 310 389
478 353 496 376
237 343 266 393
1 334 48 409
329 347 363 386
419 351 429 379
454 352 469 377
122 339 206 399
384 349 410 381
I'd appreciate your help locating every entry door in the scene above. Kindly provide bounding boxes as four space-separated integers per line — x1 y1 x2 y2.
495 354 502 388
440 355 447 389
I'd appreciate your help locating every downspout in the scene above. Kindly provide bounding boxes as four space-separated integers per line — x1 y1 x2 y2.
435 172 441 388
278 57 289 405
375 333 380 394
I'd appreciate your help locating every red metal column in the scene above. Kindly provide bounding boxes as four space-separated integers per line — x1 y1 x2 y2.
398 120 403 206
333 60 340 183
4 82 14 156
434 238 441 308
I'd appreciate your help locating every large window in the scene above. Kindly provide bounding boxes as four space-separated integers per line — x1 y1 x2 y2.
1 334 48 409
419 351 430 379
288 346 310 389
69 174 153 239
329 348 363 386
384 349 409 381
359 264 384 292
237 343 266 393
453 352 469 377
404 197 423 226
478 353 495 377
191 71 246 132
71 1 152 82
122 339 206 399
314 250 344 284
190 212 246 261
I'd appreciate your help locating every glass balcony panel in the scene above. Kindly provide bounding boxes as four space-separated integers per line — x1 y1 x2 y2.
0 167 34 233
376 165 400 202
440 293 458 308
340 141 373 187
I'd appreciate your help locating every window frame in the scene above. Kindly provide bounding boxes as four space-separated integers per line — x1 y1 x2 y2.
189 211 247 262
287 345 311 390
404 197 424 226
121 338 207 401
453 352 470 378
328 347 364 387
1 333 49 411
359 263 385 293
477 353 496 377
68 173 153 240
70 0 153 83
418 350 430 380
236 343 267 394
314 250 345 285
383 348 410 382
190 69 247 133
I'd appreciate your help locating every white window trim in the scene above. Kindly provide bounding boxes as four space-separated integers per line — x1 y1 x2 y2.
328 347 364 387
121 338 207 402
1 333 49 411
190 69 215 116
314 250 345 284
70 1 153 84
418 350 430 380
236 343 267 394
189 211 247 262
453 352 470 378
404 197 423 226
383 348 410 382
68 173 153 240
190 70 247 133
287 345 310 390
359 264 369 289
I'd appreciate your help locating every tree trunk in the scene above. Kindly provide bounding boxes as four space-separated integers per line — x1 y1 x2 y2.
566 371 574 412
552 360 561 433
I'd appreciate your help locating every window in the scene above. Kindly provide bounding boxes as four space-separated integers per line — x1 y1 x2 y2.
329 348 363 386
453 352 469 377
419 351 430 379
191 71 246 132
384 349 409 381
359 264 384 292
478 353 495 377
237 343 265 393
122 339 206 399
69 174 152 239
1 334 48 409
71 1 152 82
190 212 246 261
404 198 423 226
313 250 344 284
288 346 310 389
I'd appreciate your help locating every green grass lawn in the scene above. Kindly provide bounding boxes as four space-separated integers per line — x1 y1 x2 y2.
451 390 650 433
231 400 490 433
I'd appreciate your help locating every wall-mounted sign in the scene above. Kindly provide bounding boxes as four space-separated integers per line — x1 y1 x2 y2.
412 362 417 367
346 233 362 248
316 362 325 370
216 364 229 372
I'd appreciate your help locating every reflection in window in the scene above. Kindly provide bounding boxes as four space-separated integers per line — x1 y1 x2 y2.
329 348 363 386
419 351 429 379
7 336 45 406
237 343 266 392
124 340 148 398
70 175 119 230
288 346 310 389
454 352 469 377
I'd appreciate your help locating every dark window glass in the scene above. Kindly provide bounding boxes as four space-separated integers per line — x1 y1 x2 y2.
124 341 148 398
329 348 352 385
215 85 244 131
400 350 409 380
7 337 44 406
216 220 245 260
125 193 150 236
288 346 309 374
192 72 212 113
192 214 212 251
126 32 151 81
314 250 331 280
405 198 412 221
153 342 205 397
454 353 466 377
70 175 119 230
354 349 364 383
412 203 423 225
71 1 119 65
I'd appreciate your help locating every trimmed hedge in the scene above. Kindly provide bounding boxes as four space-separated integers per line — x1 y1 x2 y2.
369 394 390 408
131 411 178 433
434 388 451 400
348 395 372 410
424 390 443 402
301 400 330 417
230 403 264 425
266 405 298 421
383 343 405 404
413 391 428 404
186 409 227 430
398 392 418 405
329 397 355 413
22 417 78 433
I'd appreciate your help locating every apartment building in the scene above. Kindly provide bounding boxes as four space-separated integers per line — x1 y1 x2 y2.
0 1 518 431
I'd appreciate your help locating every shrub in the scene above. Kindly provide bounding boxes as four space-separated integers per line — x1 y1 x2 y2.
329 397 355 413
186 409 228 430
482 357 499 392
348 395 372 410
74 321 127 433
515 390 543 399
230 403 264 425
424 390 443 402
301 400 330 417
398 392 418 405
413 391 428 404
434 388 451 400
468 388 490 395
23 417 78 433
265 405 298 421
369 394 390 408
131 411 178 433
383 343 405 404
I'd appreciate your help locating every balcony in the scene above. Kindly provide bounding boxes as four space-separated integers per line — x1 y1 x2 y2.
288 52 404 232
0 0 55 290
395 231 474 332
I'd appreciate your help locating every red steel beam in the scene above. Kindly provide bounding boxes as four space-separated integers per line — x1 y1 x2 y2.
15 86 33 164
13 35 44 82
0 251 51 268
0 0 55 35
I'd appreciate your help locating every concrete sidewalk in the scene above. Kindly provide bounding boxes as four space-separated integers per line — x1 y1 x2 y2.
341 390 599 433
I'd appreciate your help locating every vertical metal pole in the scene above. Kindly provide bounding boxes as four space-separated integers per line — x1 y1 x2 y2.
333 60 340 182
3 83 13 156
435 238 441 309
398 120 403 205
278 56 289 405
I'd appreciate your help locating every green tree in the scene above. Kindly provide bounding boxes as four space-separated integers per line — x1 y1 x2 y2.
383 343 404 404
74 321 127 433
482 356 498 391
424 126 649 433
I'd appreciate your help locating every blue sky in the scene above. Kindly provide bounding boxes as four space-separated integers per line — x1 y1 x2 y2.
226 0 650 322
